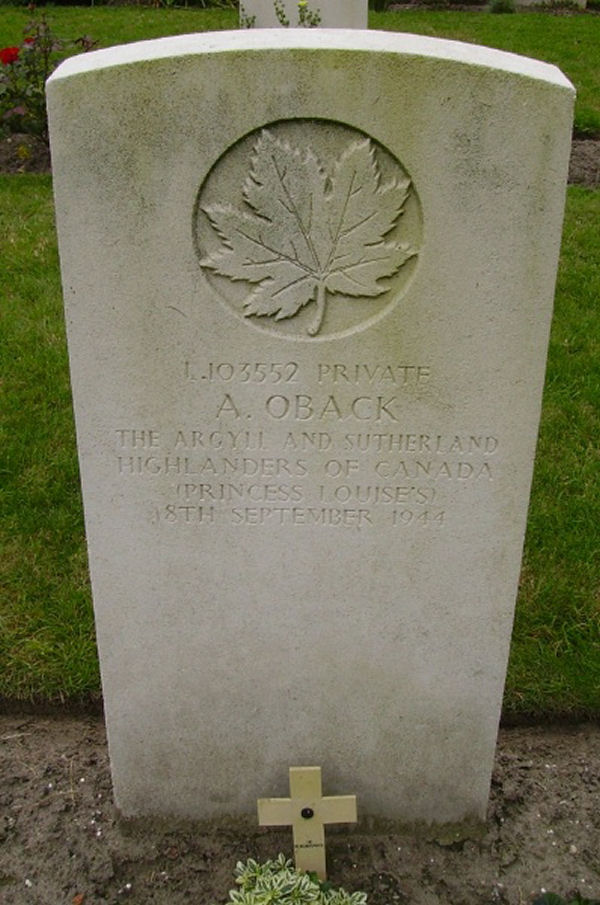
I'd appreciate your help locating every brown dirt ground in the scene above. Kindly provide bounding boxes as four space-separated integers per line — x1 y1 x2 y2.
1 716 599 905
0 134 598 187
0 134 50 175
569 140 600 188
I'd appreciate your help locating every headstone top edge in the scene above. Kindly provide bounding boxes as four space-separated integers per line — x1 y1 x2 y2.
47 28 573 93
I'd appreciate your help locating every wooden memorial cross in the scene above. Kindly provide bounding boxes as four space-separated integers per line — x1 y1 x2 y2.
257 766 357 880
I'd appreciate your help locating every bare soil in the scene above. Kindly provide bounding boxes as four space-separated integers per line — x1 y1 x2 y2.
1 716 599 905
0 134 599 188
569 140 600 188
0 134 50 175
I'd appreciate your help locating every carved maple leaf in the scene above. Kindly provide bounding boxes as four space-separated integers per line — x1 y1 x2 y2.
200 130 416 336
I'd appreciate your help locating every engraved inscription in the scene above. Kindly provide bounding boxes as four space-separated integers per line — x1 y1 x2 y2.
184 361 299 384
195 121 423 340
183 360 429 387
112 358 499 530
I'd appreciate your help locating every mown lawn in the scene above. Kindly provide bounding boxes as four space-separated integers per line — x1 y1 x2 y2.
0 8 598 715
1 175 598 715
0 6 599 133
505 187 600 718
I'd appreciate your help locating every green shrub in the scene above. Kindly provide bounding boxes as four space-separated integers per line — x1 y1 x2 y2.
0 12 95 141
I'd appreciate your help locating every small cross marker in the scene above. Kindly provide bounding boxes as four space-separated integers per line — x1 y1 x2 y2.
257 766 357 880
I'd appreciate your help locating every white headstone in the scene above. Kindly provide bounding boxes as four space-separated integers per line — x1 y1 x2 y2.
239 0 368 28
47 30 574 825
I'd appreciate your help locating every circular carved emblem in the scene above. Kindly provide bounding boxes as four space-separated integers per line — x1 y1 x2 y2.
194 119 422 341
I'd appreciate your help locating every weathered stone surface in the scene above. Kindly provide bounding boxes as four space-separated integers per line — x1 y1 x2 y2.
47 31 574 825
239 0 368 28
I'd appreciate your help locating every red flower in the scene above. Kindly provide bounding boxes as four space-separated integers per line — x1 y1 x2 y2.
0 46 20 65
24 37 35 45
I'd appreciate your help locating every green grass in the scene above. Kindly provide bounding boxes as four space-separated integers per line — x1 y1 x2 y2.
371 9 600 136
0 5 239 46
0 175 99 704
0 6 599 133
504 187 600 719
0 8 599 713
1 177 599 715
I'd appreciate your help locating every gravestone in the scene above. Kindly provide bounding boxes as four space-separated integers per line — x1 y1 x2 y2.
47 30 574 825
239 0 368 28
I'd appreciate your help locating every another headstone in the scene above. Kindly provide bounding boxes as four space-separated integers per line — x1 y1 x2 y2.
258 766 357 879
239 0 367 28
47 30 574 825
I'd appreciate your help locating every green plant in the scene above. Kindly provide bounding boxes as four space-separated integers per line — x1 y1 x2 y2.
533 894 600 905
273 0 291 24
0 14 60 139
273 0 322 27
215 855 368 905
239 3 257 25
297 0 321 26
0 11 96 142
